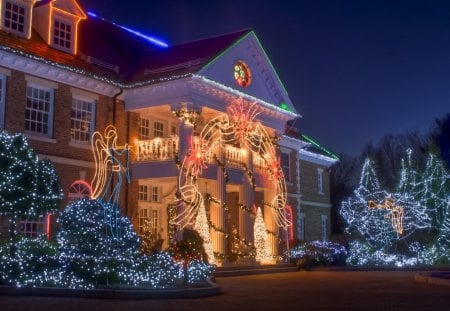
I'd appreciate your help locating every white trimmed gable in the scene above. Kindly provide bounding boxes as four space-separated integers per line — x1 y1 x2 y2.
32 0 86 55
198 31 297 114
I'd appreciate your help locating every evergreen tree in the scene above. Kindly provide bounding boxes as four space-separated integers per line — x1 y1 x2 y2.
436 201 450 259
32 159 63 216
0 132 62 256
396 149 431 235
194 202 216 264
58 199 140 286
341 159 396 250
418 153 450 228
253 207 273 263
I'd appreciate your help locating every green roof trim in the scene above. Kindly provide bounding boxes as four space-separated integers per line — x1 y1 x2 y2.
301 134 339 160
279 102 290 111
200 31 252 72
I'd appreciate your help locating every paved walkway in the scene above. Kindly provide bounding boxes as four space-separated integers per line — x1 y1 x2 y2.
1 271 449 310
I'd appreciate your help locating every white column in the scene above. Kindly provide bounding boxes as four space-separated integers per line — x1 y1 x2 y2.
174 104 196 231
264 186 278 256
241 150 254 244
213 148 227 257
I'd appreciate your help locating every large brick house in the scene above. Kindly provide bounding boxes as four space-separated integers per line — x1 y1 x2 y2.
0 0 337 263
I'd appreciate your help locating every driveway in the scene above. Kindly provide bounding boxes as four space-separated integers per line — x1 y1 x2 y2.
1 271 449 310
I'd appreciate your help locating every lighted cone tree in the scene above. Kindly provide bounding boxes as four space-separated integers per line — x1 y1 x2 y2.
194 202 216 265
253 207 273 263
341 150 450 266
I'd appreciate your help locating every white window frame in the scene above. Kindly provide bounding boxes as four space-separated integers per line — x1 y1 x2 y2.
138 208 148 234
170 124 177 136
298 213 305 241
280 151 291 182
138 184 148 201
140 117 150 140
153 121 164 138
317 168 324 194
0 74 6 129
2 0 27 36
52 17 73 52
150 186 159 202
321 215 328 241
151 209 158 235
70 97 96 143
25 83 54 138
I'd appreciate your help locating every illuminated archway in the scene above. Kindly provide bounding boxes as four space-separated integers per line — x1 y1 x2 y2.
172 97 290 230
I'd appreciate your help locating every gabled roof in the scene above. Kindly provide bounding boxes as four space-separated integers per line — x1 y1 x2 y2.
127 29 251 83
0 28 122 82
35 0 87 18
0 8 287 102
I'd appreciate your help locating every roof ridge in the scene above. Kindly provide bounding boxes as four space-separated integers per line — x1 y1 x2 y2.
171 28 252 47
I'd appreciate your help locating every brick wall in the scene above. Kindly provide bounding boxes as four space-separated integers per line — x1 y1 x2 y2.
0 69 137 238
301 204 330 242
300 160 331 203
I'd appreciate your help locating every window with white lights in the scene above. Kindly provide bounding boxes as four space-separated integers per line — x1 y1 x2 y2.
154 121 164 138
20 215 49 238
52 19 73 52
138 208 148 234
25 85 54 137
71 98 95 142
151 186 159 202
138 185 148 201
3 1 26 34
151 210 158 235
299 213 305 240
281 151 291 182
139 118 150 140
317 168 324 194
321 215 328 241
0 74 6 129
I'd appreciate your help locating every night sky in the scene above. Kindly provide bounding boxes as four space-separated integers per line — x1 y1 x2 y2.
78 0 450 156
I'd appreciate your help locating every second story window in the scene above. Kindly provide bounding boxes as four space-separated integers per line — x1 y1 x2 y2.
281 152 290 182
25 85 54 137
53 19 72 51
139 185 148 201
3 1 25 34
151 186 159 202
71 98 95 142
154 121 164 138
317 168 324 194
140 118 150 140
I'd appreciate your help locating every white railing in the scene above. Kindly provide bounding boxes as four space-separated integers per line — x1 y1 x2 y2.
225 145 246 166
253 153 266 170
136 137 179 161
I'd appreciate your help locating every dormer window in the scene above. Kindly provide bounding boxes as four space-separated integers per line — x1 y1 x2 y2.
1 0 35 38
4 1 25 33
32 0 86 55
53 19 72 51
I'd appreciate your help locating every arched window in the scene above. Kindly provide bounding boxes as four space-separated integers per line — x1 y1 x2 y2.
68 180 92 202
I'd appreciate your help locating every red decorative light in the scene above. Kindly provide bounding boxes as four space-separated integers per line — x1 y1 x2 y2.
228 98 259 145
185 137 208 178
268 157 283 181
